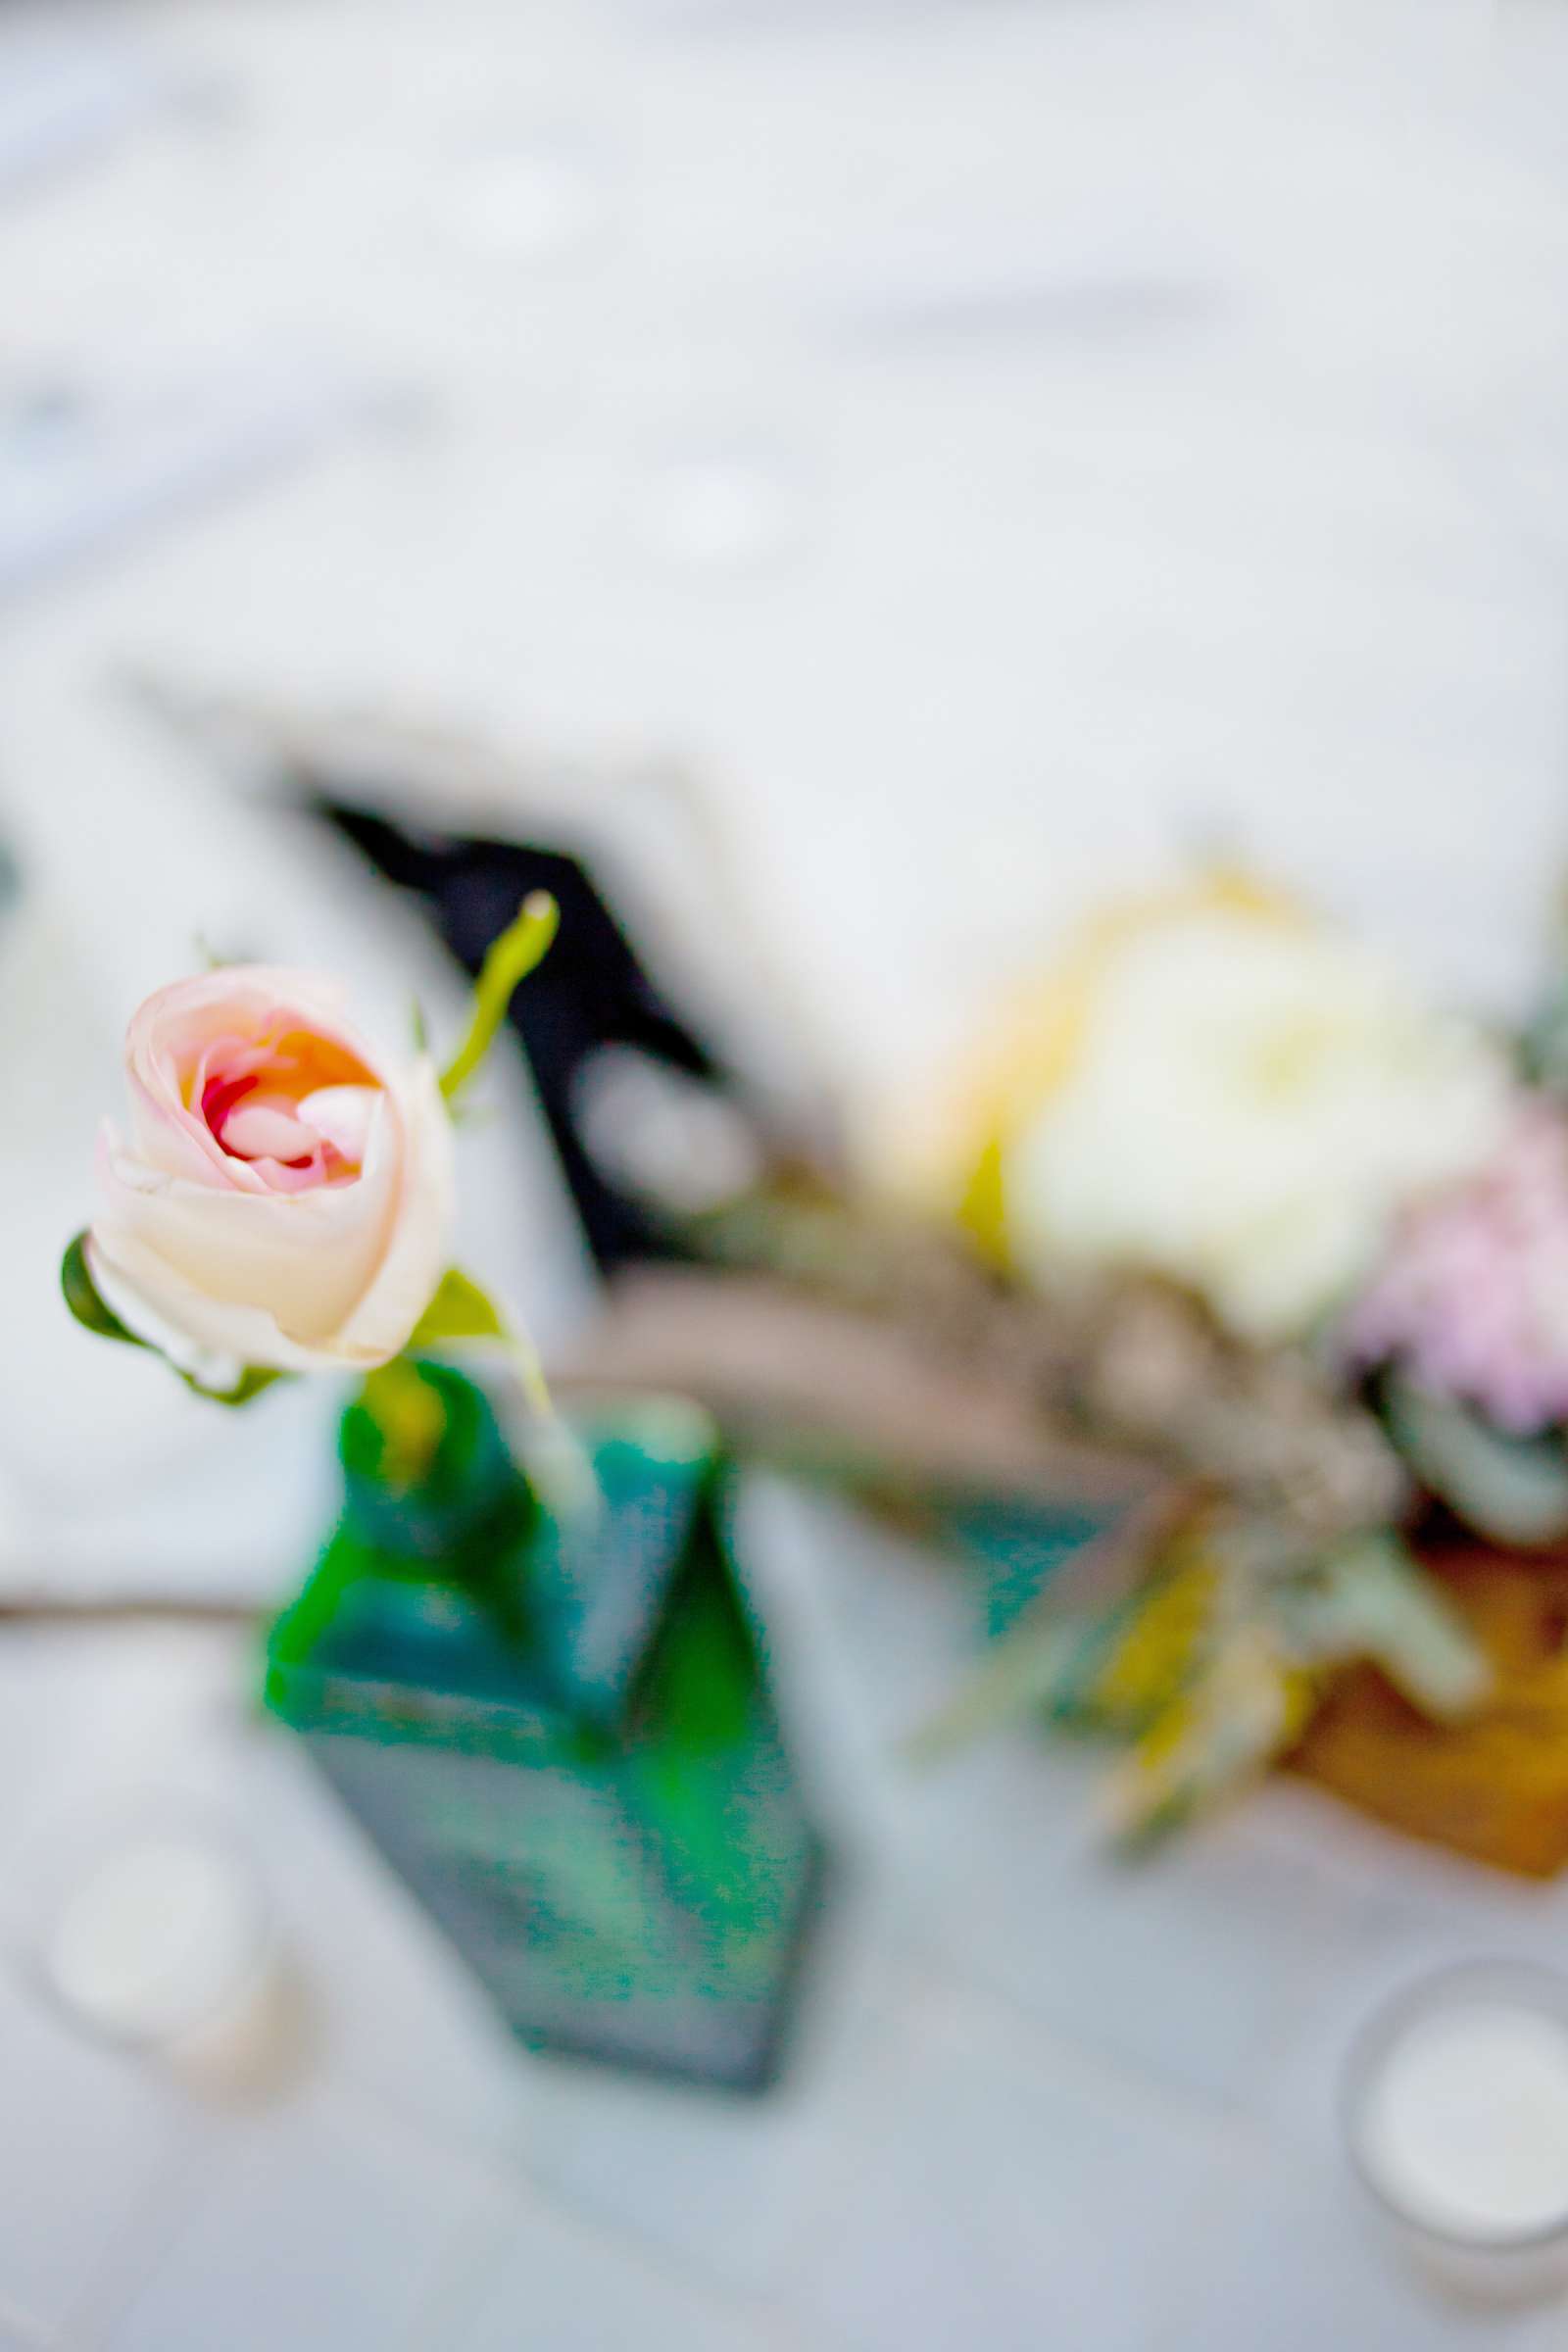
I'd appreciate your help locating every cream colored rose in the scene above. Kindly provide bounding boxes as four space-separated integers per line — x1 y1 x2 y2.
87 967 454 1384
943 887 1511 1343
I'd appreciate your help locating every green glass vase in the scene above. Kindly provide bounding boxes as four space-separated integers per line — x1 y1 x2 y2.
264 1362 824 2092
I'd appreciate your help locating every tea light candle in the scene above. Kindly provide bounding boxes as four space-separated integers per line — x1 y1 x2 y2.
1346 1963 1568 2304
39 1824 300 2096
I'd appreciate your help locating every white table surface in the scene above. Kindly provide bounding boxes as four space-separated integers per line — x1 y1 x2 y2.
5 1 1568 2344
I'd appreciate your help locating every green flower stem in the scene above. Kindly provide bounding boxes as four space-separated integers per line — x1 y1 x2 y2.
411 1264 564 1445
361 1355 449 1485
408 1265 599 1525
500 1321 602 1529
500 1315 554 1430
439 891 559 1107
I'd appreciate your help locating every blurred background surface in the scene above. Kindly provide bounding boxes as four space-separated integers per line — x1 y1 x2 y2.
7 0 1568 2345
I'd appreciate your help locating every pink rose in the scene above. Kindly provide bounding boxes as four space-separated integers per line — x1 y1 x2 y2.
86 967 454 1383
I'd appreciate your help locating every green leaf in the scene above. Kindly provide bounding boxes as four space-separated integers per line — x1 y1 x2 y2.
1385 1372 1568 1548
904 1499 1181 1763
62 1230 283 1408
410 1267 508 1348
440 892 559 1106
904 1617 1094 1765
1105 1629 1309 1850
1279 1529 1490 1718
61 1232 146 1348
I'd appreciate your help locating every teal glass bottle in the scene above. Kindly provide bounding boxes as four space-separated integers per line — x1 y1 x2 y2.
264 1361 824 2092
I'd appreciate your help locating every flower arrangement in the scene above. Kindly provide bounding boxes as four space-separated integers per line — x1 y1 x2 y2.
890 875 1568 1858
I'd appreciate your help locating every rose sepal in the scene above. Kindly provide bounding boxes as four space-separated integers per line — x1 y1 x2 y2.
61 1230 284 1407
